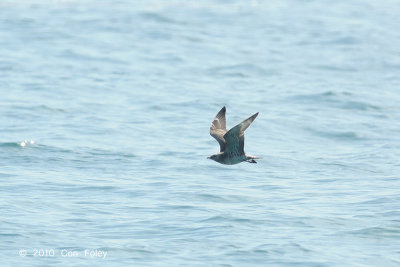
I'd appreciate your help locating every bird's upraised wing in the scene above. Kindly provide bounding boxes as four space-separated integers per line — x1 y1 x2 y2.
210 106 227 152
223 112 258 155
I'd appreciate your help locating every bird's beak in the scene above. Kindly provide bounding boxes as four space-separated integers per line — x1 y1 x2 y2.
207 156 210 159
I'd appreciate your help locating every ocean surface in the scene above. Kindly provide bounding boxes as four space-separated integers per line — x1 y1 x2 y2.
1 0 400 266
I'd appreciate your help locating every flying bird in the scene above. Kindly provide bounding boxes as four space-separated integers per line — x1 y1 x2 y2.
208 106 260 165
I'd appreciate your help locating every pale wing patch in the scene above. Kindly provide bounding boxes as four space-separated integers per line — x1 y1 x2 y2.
210 106 227 152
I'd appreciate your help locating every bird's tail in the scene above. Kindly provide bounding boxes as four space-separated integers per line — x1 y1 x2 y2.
246 155 261 163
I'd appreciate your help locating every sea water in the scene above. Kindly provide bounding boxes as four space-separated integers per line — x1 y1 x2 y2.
1 0 399 266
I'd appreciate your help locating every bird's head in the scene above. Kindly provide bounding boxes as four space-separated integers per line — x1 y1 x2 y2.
207 153 220 162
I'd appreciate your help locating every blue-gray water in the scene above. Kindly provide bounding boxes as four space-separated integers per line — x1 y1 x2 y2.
1 0 400 266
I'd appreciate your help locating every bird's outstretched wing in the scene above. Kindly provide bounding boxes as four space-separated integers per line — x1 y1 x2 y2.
210 106 227 152
224 112 258 155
